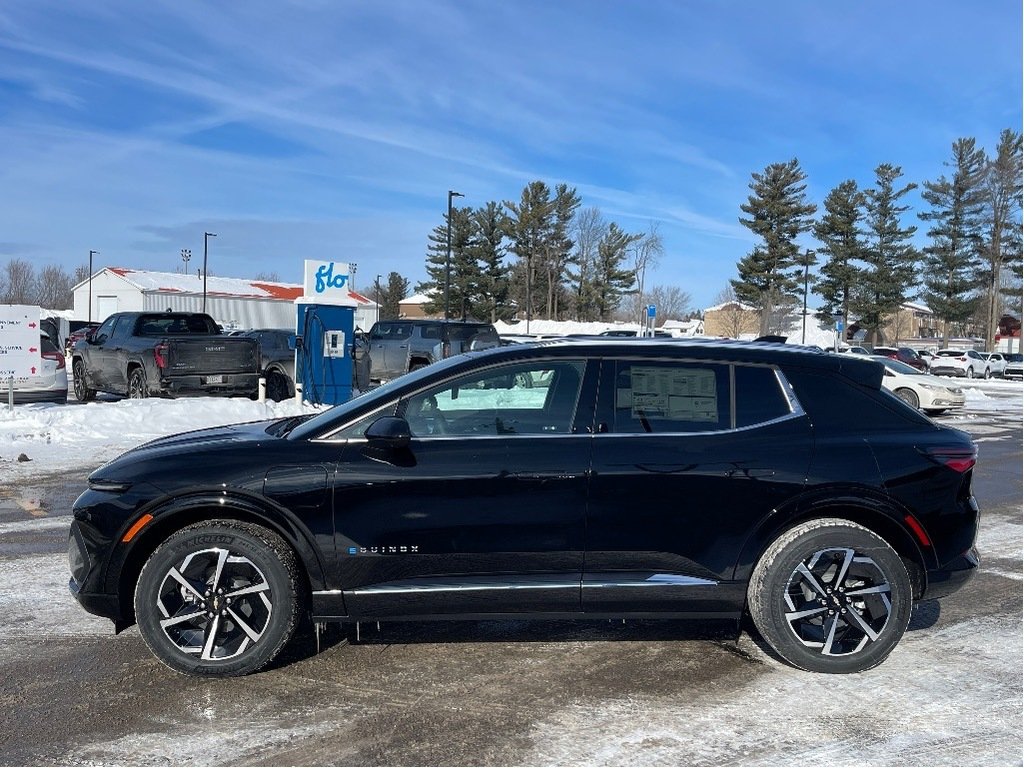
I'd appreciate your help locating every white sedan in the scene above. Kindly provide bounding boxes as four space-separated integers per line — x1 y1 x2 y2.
873 356 966 415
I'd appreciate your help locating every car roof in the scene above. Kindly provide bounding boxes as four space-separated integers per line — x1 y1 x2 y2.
457 337 882 387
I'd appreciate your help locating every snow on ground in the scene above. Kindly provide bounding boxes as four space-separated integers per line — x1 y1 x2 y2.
0 396 323 483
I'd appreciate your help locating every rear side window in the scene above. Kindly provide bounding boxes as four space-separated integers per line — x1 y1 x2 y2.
785 368 931 430
447 324 499 342
419 325 442 340
735 365 792 427
610 360 730 433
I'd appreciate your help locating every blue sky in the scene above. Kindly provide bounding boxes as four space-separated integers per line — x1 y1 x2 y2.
0 1 1020 310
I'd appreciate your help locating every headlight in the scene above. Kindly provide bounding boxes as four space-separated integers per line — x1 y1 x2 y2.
919 383 944 391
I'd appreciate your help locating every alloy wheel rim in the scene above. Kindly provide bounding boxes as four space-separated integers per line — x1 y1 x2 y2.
783 546 892 657
155 547 273 661
73 363 86 399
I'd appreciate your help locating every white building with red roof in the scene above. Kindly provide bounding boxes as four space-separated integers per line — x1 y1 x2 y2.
72 267 378 331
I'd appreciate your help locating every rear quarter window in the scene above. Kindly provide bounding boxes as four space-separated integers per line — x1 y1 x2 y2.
734 365 793 427
784 368 931 431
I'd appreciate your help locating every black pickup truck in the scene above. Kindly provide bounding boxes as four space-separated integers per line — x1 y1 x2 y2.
71 312 260 400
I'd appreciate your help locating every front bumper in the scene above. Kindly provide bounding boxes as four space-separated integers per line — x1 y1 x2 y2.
68 518 123 625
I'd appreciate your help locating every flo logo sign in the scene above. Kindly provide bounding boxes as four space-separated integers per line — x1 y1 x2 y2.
302 260 356 306
0 304 42 378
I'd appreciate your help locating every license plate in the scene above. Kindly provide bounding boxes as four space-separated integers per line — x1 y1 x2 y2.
206 375 224 384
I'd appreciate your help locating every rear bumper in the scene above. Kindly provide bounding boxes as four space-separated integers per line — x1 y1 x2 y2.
923 546 980 600
157 373 259 397
8 388 68 404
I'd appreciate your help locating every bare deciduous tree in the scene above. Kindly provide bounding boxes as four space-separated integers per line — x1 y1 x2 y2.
2 258 37 304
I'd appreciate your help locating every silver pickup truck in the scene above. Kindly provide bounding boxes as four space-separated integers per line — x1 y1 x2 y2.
366 319 500 381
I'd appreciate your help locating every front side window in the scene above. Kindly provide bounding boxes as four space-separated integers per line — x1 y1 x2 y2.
402 360 585 437
93 316 117 342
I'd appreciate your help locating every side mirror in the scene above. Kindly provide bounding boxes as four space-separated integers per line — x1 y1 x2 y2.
288 334 299 351
365 416 411 449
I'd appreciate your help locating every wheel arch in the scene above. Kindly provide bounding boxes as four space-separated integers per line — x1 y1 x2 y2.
112 492 326 629
734 494 928 601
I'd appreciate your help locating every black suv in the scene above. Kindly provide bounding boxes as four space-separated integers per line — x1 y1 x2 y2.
69 339 979 676
366 319 500 381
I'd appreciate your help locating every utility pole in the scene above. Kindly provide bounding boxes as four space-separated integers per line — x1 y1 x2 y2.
375 274 382 324
801 249 815 345
88 250 98 323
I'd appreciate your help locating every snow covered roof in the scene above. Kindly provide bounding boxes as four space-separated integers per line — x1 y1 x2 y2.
704 301 757 313
400 293 435 305
77 267 375 305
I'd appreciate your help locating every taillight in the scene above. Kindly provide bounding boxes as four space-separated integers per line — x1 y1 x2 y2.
442 341 451 358
958 356 967 362
41 349 65 370
153 343 169 369
919 444 978 473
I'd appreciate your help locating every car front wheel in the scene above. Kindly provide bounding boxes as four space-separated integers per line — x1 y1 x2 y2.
72 359 96 402
966 367 974 379
894 387 920 410
134 520 302 677
747 518 912 674
983 367 991 379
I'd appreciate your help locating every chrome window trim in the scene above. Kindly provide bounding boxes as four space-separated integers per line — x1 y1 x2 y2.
350 582 581 595
583 574 718 587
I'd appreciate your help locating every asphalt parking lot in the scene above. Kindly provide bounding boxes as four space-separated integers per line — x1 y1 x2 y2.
0 387 1020 766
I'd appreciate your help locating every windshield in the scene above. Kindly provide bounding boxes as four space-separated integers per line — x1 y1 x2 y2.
285 353 475 440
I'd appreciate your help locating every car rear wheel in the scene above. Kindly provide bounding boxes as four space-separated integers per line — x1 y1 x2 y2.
135 520 301 677
747 518 912 674
128 368 148 399
72 359 96 402
265 370 290 402
894 387 920 410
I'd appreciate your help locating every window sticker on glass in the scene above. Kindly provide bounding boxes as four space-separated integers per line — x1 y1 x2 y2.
629 366 718 422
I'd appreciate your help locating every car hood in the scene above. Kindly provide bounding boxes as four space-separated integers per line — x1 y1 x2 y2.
89 419 278 486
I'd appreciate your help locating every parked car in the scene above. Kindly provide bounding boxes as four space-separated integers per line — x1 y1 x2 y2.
929 348 991 379
872 356 965 415
838 346 871 356
914 349 938 369
1004 353 1023 380
69 339 979 677
872 346 927 371
981 353 1008 378
64 322 100 355
8 334 67 404
365 319 500 381
71 312 260 400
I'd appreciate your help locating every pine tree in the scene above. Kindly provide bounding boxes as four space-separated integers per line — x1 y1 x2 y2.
851 164 919 344
813 180 866 327
470 201 514 322
732 159 817 335
592 223 641 320
504 181 556 324
919 139 987 344
372 271 408 321
418 206 478 318
981 129 1023 349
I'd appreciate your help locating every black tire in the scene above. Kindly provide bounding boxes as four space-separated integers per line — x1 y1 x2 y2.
747 518 912 674
409 362 428 373
513 371 534 388
894 387 920 410
134 520 302 677
966 367 974 379
983 367 991 380
128 367 149 399
924 408 947 416
265 370 290 402
72 359 96 402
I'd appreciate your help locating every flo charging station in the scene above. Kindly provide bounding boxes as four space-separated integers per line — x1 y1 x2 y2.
295 260 356 406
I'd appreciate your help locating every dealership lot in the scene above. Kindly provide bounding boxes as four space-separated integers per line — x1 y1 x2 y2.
0 380 1020 765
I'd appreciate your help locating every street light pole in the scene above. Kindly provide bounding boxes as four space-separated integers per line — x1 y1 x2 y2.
375 274 382 324
445 190 464 320
203 232 216 313
801 249 815 345
88 250 98 323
